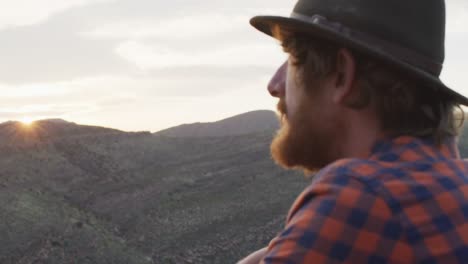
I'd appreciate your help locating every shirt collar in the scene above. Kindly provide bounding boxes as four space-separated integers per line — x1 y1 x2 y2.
369 136 460 162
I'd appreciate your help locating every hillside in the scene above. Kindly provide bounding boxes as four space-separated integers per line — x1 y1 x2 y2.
0 119 126 146
155 110 279 138
0 111 305 264
2 111 468 263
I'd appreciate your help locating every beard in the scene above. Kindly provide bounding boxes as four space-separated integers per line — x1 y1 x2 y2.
270 99 340 174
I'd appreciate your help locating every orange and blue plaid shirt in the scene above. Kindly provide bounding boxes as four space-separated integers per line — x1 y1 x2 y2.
262 136 468 263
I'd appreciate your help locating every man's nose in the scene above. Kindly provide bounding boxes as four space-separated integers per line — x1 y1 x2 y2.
268 61 287 98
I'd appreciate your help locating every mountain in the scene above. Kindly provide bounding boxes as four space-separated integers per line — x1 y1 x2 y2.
0 110 306 264
155 110 279 138
4 111 466 263
0 119 127 146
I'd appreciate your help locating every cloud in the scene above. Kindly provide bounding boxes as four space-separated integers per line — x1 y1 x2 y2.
441 54 468 97
443 0 468 96
0 80 102 122
115 40 285 69
0 0 289 85
0 110 67 120
446 0 468 34
0 0 116 31
0 20 130 85
0 67 273 107
1 0 463 132
0 2 287 85
80 5 292 39
60 75 277 132
0 65 279 131
0 99 97 121
82 14 249 39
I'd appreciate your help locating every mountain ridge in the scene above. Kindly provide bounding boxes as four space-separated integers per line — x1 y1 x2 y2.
0 109 304 263
0 110 279 141
154 110 279 138
1 110 468 263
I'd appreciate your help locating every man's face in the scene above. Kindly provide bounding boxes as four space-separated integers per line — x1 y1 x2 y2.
268 58 343 173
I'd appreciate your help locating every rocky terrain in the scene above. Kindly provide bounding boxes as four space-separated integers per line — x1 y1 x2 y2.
0 110 307 264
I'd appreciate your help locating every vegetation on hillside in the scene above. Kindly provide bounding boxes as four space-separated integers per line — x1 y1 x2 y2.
0 113 306 263
2 112 467 263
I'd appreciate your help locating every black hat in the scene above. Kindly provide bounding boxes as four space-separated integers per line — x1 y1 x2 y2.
250 0 468 105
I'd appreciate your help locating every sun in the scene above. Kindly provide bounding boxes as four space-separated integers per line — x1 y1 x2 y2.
19 117 36 126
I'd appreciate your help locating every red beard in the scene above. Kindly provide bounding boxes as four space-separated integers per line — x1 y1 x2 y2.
270 99 340 174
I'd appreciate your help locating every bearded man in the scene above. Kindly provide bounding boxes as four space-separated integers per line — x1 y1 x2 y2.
238 0 468 263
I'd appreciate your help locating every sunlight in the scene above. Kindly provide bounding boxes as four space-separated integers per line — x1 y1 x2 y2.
19 117 36 126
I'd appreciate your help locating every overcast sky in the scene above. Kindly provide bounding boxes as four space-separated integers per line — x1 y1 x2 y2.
0 0 466 132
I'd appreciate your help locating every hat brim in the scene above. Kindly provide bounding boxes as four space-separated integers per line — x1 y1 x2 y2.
250 15 468 106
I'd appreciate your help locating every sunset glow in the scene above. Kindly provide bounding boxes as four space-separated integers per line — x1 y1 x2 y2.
19 117 36 126
0 0 465 132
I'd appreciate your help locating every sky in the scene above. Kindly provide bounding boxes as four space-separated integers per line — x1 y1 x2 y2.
0 0 466 132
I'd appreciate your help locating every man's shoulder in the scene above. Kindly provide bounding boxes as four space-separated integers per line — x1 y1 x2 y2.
288 153 468 224
286 158 394 224
314 152 468 189
306 154 468 215
294 158 385 209
310 157 381 187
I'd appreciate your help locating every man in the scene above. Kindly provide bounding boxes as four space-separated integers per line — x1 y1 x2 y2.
239 0 468 263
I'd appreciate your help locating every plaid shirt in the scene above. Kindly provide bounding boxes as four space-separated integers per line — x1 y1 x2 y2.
262 136 468 263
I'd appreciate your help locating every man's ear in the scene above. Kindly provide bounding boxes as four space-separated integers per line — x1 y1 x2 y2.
332 48 357 105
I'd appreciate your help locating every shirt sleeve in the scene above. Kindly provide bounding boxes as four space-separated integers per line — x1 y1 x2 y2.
260 171 411 264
